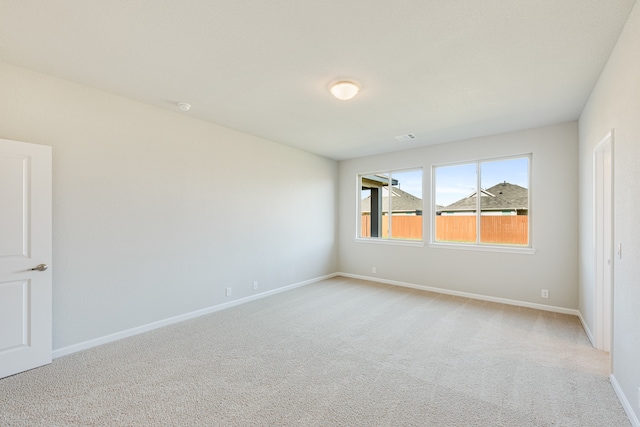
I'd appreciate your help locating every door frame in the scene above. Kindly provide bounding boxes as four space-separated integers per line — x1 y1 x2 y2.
593 130 613 361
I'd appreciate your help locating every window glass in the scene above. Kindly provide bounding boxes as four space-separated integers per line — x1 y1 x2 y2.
479 158 529 245
434 156 530 247
359 169 422 241
434 163 477 243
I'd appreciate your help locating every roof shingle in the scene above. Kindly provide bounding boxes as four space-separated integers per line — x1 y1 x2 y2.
442 182 528 212
361 187 423 213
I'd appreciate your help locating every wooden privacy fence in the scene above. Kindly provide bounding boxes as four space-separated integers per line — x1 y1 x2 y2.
478 216 528 244
361 215 423 239
361 215 528 244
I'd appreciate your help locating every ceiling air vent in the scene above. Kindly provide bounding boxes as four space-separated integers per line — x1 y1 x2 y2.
395 133 417 142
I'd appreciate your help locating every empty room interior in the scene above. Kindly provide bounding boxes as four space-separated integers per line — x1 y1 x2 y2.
1 1 640 426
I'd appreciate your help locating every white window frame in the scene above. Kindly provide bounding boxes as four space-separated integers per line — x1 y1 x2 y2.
356 167 424 247
430 154 535 254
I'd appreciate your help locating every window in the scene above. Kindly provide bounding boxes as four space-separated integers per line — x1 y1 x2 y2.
359 168 423 241
433 155 530 247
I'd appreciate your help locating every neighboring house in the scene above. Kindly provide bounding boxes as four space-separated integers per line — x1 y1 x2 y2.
439 182 528 216
361 186 423 216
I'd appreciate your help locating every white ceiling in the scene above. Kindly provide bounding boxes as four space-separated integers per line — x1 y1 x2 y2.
0 1 635 160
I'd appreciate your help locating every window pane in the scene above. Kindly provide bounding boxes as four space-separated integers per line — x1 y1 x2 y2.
359 169 423 241
435 163 477 243
360 185 371 238
380 173 390 238
480 158 529 245
389 169 423 240
360 173 389 238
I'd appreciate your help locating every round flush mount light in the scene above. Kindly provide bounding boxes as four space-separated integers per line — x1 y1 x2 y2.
329 81 360 100
177 102 191 111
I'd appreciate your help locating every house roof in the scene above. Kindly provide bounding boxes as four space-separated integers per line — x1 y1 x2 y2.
361 174 398 188
442 182 528 212
361 187 423 213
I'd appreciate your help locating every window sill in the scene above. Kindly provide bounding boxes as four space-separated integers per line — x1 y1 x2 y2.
429 242 536 255
355 238 425 248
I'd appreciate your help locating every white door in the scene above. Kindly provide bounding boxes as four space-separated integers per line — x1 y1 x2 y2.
594 131 613 355
0 138 52 379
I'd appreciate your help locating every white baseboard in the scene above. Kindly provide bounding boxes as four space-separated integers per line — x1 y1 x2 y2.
52 271 581 358
52 273 337 359
577 311 595 347
611 374 640 427
336 272 580 316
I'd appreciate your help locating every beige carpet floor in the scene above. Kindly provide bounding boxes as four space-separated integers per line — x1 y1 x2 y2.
0 277 630 426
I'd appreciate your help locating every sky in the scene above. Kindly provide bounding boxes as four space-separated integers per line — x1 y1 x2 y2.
360 157 528 207
435 157 529 206
391 169 422 198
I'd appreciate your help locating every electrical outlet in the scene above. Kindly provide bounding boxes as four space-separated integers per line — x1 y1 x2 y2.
253 281 258 290
372 267 377 274
225 287 232 297
541 289 549 299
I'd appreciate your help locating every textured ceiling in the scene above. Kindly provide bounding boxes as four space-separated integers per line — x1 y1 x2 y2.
0 1 635 160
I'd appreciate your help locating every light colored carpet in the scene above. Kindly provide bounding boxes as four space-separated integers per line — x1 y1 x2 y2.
0 277 630 426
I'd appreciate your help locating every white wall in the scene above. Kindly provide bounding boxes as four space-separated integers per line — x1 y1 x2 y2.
579 1 640 422
339 122 578 309
0 62 338 350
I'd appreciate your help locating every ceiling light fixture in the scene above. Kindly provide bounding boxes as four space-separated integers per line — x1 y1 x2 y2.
177 102 191 111
329 81 359 100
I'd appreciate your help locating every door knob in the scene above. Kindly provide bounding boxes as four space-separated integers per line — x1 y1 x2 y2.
31 264 48 271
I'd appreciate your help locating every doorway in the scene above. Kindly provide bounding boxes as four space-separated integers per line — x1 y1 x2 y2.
593 130 613 359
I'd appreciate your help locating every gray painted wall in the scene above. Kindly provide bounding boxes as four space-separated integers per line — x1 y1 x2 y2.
0 62 338 350
339 122 579 310
579 1 640 421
